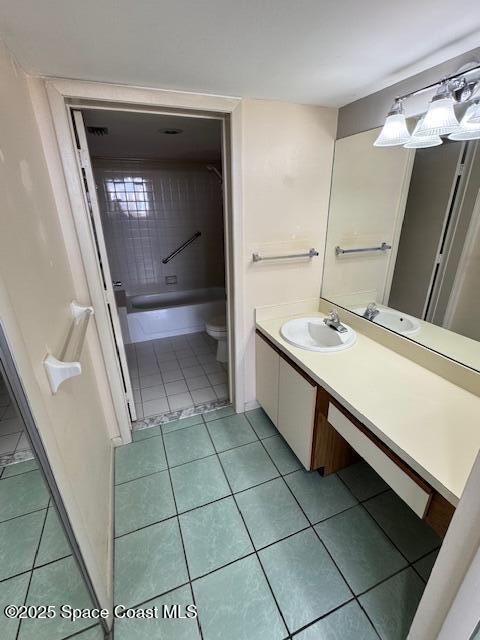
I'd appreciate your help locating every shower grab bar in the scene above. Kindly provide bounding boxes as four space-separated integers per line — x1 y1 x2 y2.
162 231 201 264
43 301 94 394
252 248 319 262
335 242 392 256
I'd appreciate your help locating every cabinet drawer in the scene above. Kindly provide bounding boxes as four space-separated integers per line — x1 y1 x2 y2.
328 403 431 517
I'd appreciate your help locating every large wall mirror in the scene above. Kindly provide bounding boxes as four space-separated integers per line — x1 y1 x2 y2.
322 122 480 371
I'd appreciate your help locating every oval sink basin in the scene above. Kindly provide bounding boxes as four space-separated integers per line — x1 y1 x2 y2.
354 307 421 336
281 317 357 352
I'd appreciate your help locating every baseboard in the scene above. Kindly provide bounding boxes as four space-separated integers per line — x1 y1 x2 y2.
244 399 260 412
111 436 124 448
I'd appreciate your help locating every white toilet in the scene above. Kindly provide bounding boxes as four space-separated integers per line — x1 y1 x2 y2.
205 315 228 363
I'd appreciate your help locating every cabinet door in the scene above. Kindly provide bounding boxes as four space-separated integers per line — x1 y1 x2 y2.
255 333 280 424
278 358 316 469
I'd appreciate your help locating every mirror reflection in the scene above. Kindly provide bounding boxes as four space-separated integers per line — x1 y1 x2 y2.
0 366 95 639
322 124 480 371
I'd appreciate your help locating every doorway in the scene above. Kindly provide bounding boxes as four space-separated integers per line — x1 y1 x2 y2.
72 108 231 431
388 139 479 331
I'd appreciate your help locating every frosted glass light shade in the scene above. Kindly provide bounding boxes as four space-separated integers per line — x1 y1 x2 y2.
404 116 443 148
449 103 480 140
404 135 442 148
374 113 411 147
465 101 480 124
415 96 459 136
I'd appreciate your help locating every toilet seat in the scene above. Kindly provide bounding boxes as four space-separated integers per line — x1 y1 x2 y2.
206 315 227 335
205 314 228 363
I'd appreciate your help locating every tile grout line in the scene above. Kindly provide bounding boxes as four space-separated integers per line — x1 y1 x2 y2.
62 622 103 639
0 503 49 526
0 552 72 586
119 430 270 487
113 471 425 593
15 503 51 640
134 334 228 417
116 407 435 637
160 427 204 640
115 441 298 493
336 473 437 585
255 434 383 639
312 472 435 633
200 418 291 639
288 596 358 638
117 416 391 576
0 466 40 481
313 492 415 634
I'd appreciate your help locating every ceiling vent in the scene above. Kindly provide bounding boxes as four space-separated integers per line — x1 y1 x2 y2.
86 126 109 136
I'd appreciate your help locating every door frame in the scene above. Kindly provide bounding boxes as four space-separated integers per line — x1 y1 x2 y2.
443 187 480 330
40 79 244 442
70 108 137 423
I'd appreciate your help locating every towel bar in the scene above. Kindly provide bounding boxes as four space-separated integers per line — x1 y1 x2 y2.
252 248 319 262
335 242 392 256
44 301 94 394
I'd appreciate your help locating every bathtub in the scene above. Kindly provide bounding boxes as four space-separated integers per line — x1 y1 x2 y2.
126 287 226 342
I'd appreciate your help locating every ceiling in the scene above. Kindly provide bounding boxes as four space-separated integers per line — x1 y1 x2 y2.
84 110 222 161
1 1 480 107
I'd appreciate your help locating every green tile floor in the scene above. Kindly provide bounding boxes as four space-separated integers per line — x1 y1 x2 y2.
115 406 442 639
0 460 104 640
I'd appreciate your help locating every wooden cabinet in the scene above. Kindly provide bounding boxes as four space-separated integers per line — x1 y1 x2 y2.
278 357 317 469
255 332 280 424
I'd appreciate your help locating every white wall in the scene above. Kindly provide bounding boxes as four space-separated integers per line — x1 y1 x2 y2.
241 98 337 408
409 447 480 639
0 41 114 612
322 127 413 308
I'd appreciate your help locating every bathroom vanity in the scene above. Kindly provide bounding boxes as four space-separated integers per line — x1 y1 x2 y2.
255 304 480 538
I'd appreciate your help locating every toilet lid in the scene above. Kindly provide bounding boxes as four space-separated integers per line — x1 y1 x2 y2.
206 315 226 331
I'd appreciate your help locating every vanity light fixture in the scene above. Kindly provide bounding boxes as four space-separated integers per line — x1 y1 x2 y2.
415 81 459 137
374 62 480 147
404 117 442 148
449 103 480 140
373 99 411 147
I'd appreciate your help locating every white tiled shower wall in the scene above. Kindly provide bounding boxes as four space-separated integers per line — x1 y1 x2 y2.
94 160 225 296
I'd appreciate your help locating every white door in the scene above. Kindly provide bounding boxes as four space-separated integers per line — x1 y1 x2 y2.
71 110 137 421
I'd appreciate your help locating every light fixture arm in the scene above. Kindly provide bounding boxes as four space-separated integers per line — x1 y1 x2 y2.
395 63 480 104
374 62 480 148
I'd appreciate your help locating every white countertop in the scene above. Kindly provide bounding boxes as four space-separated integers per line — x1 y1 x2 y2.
256 309 480 505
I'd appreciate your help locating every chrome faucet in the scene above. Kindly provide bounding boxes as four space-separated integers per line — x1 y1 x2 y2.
323 311 348 333
363 302 380 321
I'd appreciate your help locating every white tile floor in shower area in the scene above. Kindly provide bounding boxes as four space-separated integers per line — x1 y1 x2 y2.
0 379 33 463
126 332 229 420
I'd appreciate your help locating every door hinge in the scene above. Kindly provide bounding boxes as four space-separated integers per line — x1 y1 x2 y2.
77 146 90 170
